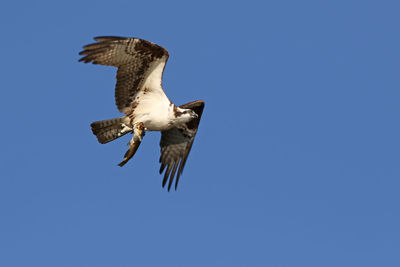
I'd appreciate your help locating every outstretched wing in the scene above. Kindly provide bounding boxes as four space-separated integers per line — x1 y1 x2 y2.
79 36 169 114
159 100 205 191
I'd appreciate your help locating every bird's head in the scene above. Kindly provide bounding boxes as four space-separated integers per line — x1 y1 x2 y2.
187 109 198 119
174 107 198 124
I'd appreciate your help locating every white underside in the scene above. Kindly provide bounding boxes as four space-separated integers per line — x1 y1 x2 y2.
132 99 175 131
127 58 176 131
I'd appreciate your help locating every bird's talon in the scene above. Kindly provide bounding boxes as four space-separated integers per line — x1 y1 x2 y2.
120 123 133 134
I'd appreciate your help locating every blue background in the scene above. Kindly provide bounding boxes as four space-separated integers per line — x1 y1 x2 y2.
1 1 399 266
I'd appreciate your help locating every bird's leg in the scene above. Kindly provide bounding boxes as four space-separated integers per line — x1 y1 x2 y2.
118 122 145 167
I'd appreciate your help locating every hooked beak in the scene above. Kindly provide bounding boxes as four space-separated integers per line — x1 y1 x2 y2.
191 113 198 119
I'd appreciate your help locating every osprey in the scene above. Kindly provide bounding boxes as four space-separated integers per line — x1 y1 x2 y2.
79 36 205 191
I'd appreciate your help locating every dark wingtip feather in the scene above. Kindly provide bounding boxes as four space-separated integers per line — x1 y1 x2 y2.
175 170 182 191
78 55 92 63
168 163 179 192
159 163 166 174
167 179 173 191
162 171 169 188
162 161 175 189
94 36 127 42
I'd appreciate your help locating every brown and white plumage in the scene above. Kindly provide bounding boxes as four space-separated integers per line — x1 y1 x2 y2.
160 100 205 191
79 36 170 116
79 36 205 190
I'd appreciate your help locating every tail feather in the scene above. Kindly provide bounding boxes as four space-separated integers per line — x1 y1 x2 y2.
90 117 128 144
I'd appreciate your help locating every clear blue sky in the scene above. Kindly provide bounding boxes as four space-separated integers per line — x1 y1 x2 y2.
0 1 399 266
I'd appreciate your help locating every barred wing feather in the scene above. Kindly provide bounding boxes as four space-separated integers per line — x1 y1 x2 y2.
159 100 205 191
79 36 169 114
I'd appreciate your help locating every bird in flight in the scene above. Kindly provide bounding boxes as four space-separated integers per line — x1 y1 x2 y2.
79 36 205 191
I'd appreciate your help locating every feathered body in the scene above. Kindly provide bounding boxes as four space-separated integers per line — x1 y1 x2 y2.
79 36 204 190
